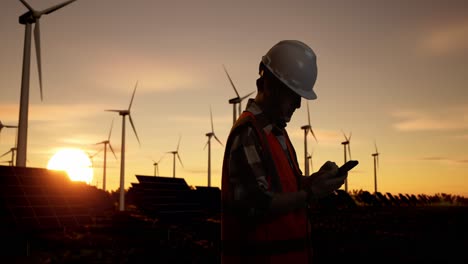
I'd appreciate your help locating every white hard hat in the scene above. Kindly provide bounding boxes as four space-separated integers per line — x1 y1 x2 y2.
261 40 318 100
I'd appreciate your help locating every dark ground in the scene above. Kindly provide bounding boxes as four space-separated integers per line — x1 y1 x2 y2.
3 204 468 264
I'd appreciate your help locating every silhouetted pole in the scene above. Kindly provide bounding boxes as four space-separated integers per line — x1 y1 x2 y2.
16 21 33 167
172 154 176 178
207 138 211 187
103 143 107 191
119 114 126 211
301 126 309 176
342 142 348 192
373 153 378 193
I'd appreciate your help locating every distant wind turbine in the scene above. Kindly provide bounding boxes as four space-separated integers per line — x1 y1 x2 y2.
105 81 141 211
15 0 77 167
300 101 317 176
341 130 352 192
167 135 183 178
1 147 17 167
86 149 101 167
372 141 380 193
205 106 223 187
307 151 314 174
152 155 165 176
95 118 117 191
0 121 18 145
222 64 255 124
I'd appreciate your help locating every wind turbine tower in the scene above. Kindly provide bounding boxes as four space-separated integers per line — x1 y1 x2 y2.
341 130 352 192
95 119 117 191
152 155 165 176
167 136 183 178
15 0 77 167
223 65 254 124
372 141 380 193
105 82 141 211
205 106 223 187
300 101 317 176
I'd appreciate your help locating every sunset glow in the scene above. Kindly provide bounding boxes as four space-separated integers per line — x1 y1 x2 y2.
47 148 93 184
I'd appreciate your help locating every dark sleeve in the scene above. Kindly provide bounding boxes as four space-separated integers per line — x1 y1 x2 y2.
226 125 273 219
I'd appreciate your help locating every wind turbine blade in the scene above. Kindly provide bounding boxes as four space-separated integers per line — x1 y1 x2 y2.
203 139 209 150
105 109 121 113
158 154 165 163
128 81 138 111
210 105 214 133
0 150 11 159
34 21 43 101
348 132 352 142
214 134 223 146
176 135 181 151
108 118 114 140
341 129 348 141
222 64 240 98
42 0 76 15
307 101 311 127
128 115 141 146
108 143 117 160
176 153 184 168
375 141 378 153
240 91 255 101
238 102 242 116
20 0 34 12
310 127 318 142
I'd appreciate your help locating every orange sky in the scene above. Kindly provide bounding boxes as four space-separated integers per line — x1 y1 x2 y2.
0 0 467 197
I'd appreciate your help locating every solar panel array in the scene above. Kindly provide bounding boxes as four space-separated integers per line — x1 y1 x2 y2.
0 165 100 234
128 175 220 222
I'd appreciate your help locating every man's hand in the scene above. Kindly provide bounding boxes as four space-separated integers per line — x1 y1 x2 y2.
302 161 347 199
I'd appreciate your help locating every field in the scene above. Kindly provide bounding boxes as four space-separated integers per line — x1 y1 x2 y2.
4 191 468 264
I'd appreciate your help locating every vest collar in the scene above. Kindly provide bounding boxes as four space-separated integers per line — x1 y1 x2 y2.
245 99 285 135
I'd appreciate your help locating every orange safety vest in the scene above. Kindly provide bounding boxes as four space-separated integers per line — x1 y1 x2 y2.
221 111 312 264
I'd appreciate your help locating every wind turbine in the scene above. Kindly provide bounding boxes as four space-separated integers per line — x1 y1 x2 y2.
86 149 101 168
0 121 18 145
300 101 317 176
94 119 117 191
152 155 165 176
105 81 141 211
205 106 223 187
222 64 255 124
15 0 77 167
341 130 352 192
307 150 314 174
372 141 380 193
1 147 17 167
167 135 183 178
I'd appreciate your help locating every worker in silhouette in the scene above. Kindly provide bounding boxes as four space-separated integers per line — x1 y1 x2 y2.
221 40 348 263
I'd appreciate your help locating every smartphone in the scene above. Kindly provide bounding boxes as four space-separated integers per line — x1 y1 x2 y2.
338 160 359 176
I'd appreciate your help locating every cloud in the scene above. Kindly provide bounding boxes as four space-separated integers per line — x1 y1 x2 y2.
421 156 468 164
391 105 468 132
420 19 468 56
88 50 208 94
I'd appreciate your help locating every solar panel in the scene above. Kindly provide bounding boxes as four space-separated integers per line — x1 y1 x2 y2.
0 165 108 234
128 175 205 222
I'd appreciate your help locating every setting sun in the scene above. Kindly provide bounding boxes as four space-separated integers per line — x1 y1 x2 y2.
47 148 94 184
